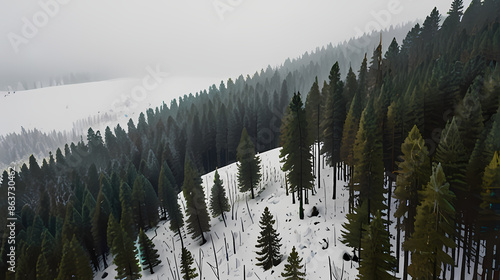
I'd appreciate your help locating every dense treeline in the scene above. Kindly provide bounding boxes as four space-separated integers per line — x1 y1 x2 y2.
0 23 414 171
328 1 499 279
0 113 118 169
0 0 499 279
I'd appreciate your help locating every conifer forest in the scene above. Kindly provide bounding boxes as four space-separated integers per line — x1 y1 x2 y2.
1 0 500 279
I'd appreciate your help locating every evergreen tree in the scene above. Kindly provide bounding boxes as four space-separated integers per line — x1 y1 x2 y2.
421 7 441 43
236 127 262 199
384 38 400 76
138 228 161 274
107 214 141 280
158 161 173 219
71 235 94 280
434 117 468 256
343 66 358 109
340 91 362 211
119 183 136 241
478 151 500 279
255 207 282 270
341 201 368 256
210 169 230 227
358 211 397 280
357 54 369 103
35 253 50 280
107 214 119 252
130 174 159 230
28 154 41 180
187 113 204 172
87 163 100 198
40 230 58 275
441 0 464 33
55 238 76 280
164 178 185 247
406 163 456 280
55 147 65 166
368 39 383 90
281 246 306 280
483 106 500 165
383 99 403 221
256 89 273 152
91 186 111 269
393 125 431 279
55 235 93 280
434 117 468 195
280 93 314 219
321 62 345 199
352 99 385 221
305 77 322 190
479 151 500 235
142 176 160 228
131 175 146 231
183 158 211 245
456 79 484 154
216 103 229 166
180 247 198 280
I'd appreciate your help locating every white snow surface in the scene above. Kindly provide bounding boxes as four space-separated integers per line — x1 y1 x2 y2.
94 147 478 279
95 148 362 280
0 75 222 136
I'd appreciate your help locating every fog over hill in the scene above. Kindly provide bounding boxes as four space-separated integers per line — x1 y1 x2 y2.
1 0 470 90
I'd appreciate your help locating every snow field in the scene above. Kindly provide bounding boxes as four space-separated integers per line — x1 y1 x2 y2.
95 147 360 280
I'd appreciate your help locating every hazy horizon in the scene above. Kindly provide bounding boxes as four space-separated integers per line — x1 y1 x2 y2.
1 0 472 90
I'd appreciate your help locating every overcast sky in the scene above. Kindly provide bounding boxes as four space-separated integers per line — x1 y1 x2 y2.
0 0 472 87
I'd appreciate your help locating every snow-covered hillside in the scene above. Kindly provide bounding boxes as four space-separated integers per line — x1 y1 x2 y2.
0 75 221 136
95 148 360 280
94 146 480 280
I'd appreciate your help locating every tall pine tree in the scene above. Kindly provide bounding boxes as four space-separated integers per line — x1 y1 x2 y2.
393 125 431 280
183 158 211 245
321 62 345 199
138 228 161 274
210 169 230 227
255 207 282 270
352 99 385 222
406 163 456 280
280 93 314 219
281 246 306 280
358 211 397 280
305 77 322 190
180 247 198 280
236 127 262 199
107 213 141 280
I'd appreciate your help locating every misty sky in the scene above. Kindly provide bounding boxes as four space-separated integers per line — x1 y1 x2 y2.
1 0 472 87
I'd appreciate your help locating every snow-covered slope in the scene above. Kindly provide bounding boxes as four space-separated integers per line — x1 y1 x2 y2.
95 148 360 280
94 146 480 280
0 75 222 136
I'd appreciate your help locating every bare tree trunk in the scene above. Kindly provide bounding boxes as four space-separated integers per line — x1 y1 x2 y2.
451 238 456 280
473 234 480 280
221 211 227 227
461 224 469 280
387 176 392 233
485 238 493 280
305 188 309 204
396 216 400 273
285 176 289 196
349 166 354 213
332 162 337 200
317 103 321 190
211 235 220 280
231 230 236 254
343 162 347 182
403 249 409 280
